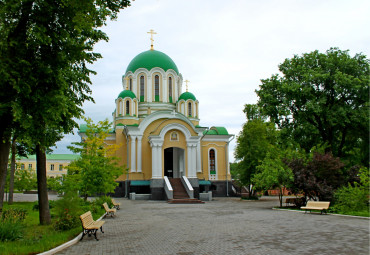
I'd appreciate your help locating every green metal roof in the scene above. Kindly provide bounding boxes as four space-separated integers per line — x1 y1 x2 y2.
199 180 212 185
79 124 88 133
203 126 229 135
126 50 179 74
118 90 136 99
19 154 80 160
130 180 150 186
178 91 196 101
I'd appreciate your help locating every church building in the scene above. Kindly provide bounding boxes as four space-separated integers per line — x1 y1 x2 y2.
79 32 233 201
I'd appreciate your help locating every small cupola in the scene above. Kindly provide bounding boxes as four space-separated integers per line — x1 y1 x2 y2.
115 90 138 119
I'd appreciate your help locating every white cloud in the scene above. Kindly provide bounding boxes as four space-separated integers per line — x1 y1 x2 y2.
52 0 370 162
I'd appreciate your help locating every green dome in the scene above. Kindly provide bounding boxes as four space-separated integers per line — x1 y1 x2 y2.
178 91 196 101
125 50 179 74
118 90 136 99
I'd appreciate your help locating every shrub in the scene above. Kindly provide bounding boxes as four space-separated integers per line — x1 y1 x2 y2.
32 200 55 211
54 208 80 231
1 208 28 223
93 195 113 209
53 192 84 231
333 183 369 213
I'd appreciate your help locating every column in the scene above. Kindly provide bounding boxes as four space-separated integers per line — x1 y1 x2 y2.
157 145 162 178
132 77 137 95
196 139 201 172
147 76 152 102
151 144 157 178
137 136 142 172
130 136 136 172
191 145 197 177
163 77 167 103
151 143 162 179
187 144 197 178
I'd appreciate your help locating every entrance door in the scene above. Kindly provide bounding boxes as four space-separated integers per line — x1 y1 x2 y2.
164 147 185 178
164 148 173 178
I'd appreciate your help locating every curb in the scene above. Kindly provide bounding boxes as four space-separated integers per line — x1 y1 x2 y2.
272 207 370 219
38 213 107 255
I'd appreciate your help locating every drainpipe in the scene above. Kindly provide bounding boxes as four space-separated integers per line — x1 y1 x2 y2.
124 126 130 198
226 135 235 197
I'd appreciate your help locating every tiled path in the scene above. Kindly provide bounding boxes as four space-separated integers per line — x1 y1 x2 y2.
53 197 369 255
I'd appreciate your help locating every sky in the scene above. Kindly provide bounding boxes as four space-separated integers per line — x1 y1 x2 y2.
52 0 370 162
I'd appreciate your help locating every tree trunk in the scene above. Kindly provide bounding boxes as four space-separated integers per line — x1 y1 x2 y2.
8 137 16 205
0 137 11 212
278 187 283 208
36 144 51 225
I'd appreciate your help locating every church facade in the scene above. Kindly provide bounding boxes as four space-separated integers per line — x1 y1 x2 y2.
79 43 233 200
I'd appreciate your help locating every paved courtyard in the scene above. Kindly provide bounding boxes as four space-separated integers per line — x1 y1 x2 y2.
51 196 370 255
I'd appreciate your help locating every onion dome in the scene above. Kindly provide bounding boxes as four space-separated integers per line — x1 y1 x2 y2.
118 90 136 99
125 50 179 74
178 91 196 101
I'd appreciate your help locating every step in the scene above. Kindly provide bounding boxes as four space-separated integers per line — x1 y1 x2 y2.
168 198 205 204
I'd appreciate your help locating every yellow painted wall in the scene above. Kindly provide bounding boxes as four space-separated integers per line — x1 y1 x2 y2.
115 119 139 126
115 129 128 181
16 160 70 177
201 141 230 180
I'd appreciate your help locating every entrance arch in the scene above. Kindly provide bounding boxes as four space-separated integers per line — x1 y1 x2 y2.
164 147 185 178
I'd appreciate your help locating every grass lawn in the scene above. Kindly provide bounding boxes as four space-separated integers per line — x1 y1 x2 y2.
0 202 104 255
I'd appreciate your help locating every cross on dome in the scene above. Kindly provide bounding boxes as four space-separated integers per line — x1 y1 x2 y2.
185 79 190 92
147 29 157 50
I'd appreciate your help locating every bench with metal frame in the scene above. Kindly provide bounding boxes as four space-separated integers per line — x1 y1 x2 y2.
111 198 121 210
301 201 330 215
79 211 105 241
103 202 117 217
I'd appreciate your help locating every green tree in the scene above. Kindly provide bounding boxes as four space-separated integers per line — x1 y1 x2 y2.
256 48 369 165
0 0 131 223
234 104 277 197
14 168 37 193
66 118 125 200
253 150 294 207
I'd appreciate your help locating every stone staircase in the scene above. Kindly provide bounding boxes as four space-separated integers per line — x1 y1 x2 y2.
167 178 204 204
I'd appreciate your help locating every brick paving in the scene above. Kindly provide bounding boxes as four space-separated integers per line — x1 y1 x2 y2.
53 197 369 255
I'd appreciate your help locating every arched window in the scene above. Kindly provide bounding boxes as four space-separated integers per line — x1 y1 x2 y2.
168 77 172 103
209 149 216 174
129 78 132 91
188 102 192 117
154 75 160 101
140 76 145 102
126 100 130 115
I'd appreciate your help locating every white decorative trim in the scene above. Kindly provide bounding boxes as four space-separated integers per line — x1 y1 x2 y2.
202 135 233 142
208 147 217 180
130 136 136 172
137 136 142 172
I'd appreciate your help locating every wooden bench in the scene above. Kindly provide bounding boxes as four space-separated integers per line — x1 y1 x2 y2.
79 211 105 241
103 202 116 217
111 198 121 210
301 201 330 214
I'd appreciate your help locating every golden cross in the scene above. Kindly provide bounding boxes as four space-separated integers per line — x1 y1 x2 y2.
124 76 129 90
185 80 190 92
147 29 157 50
